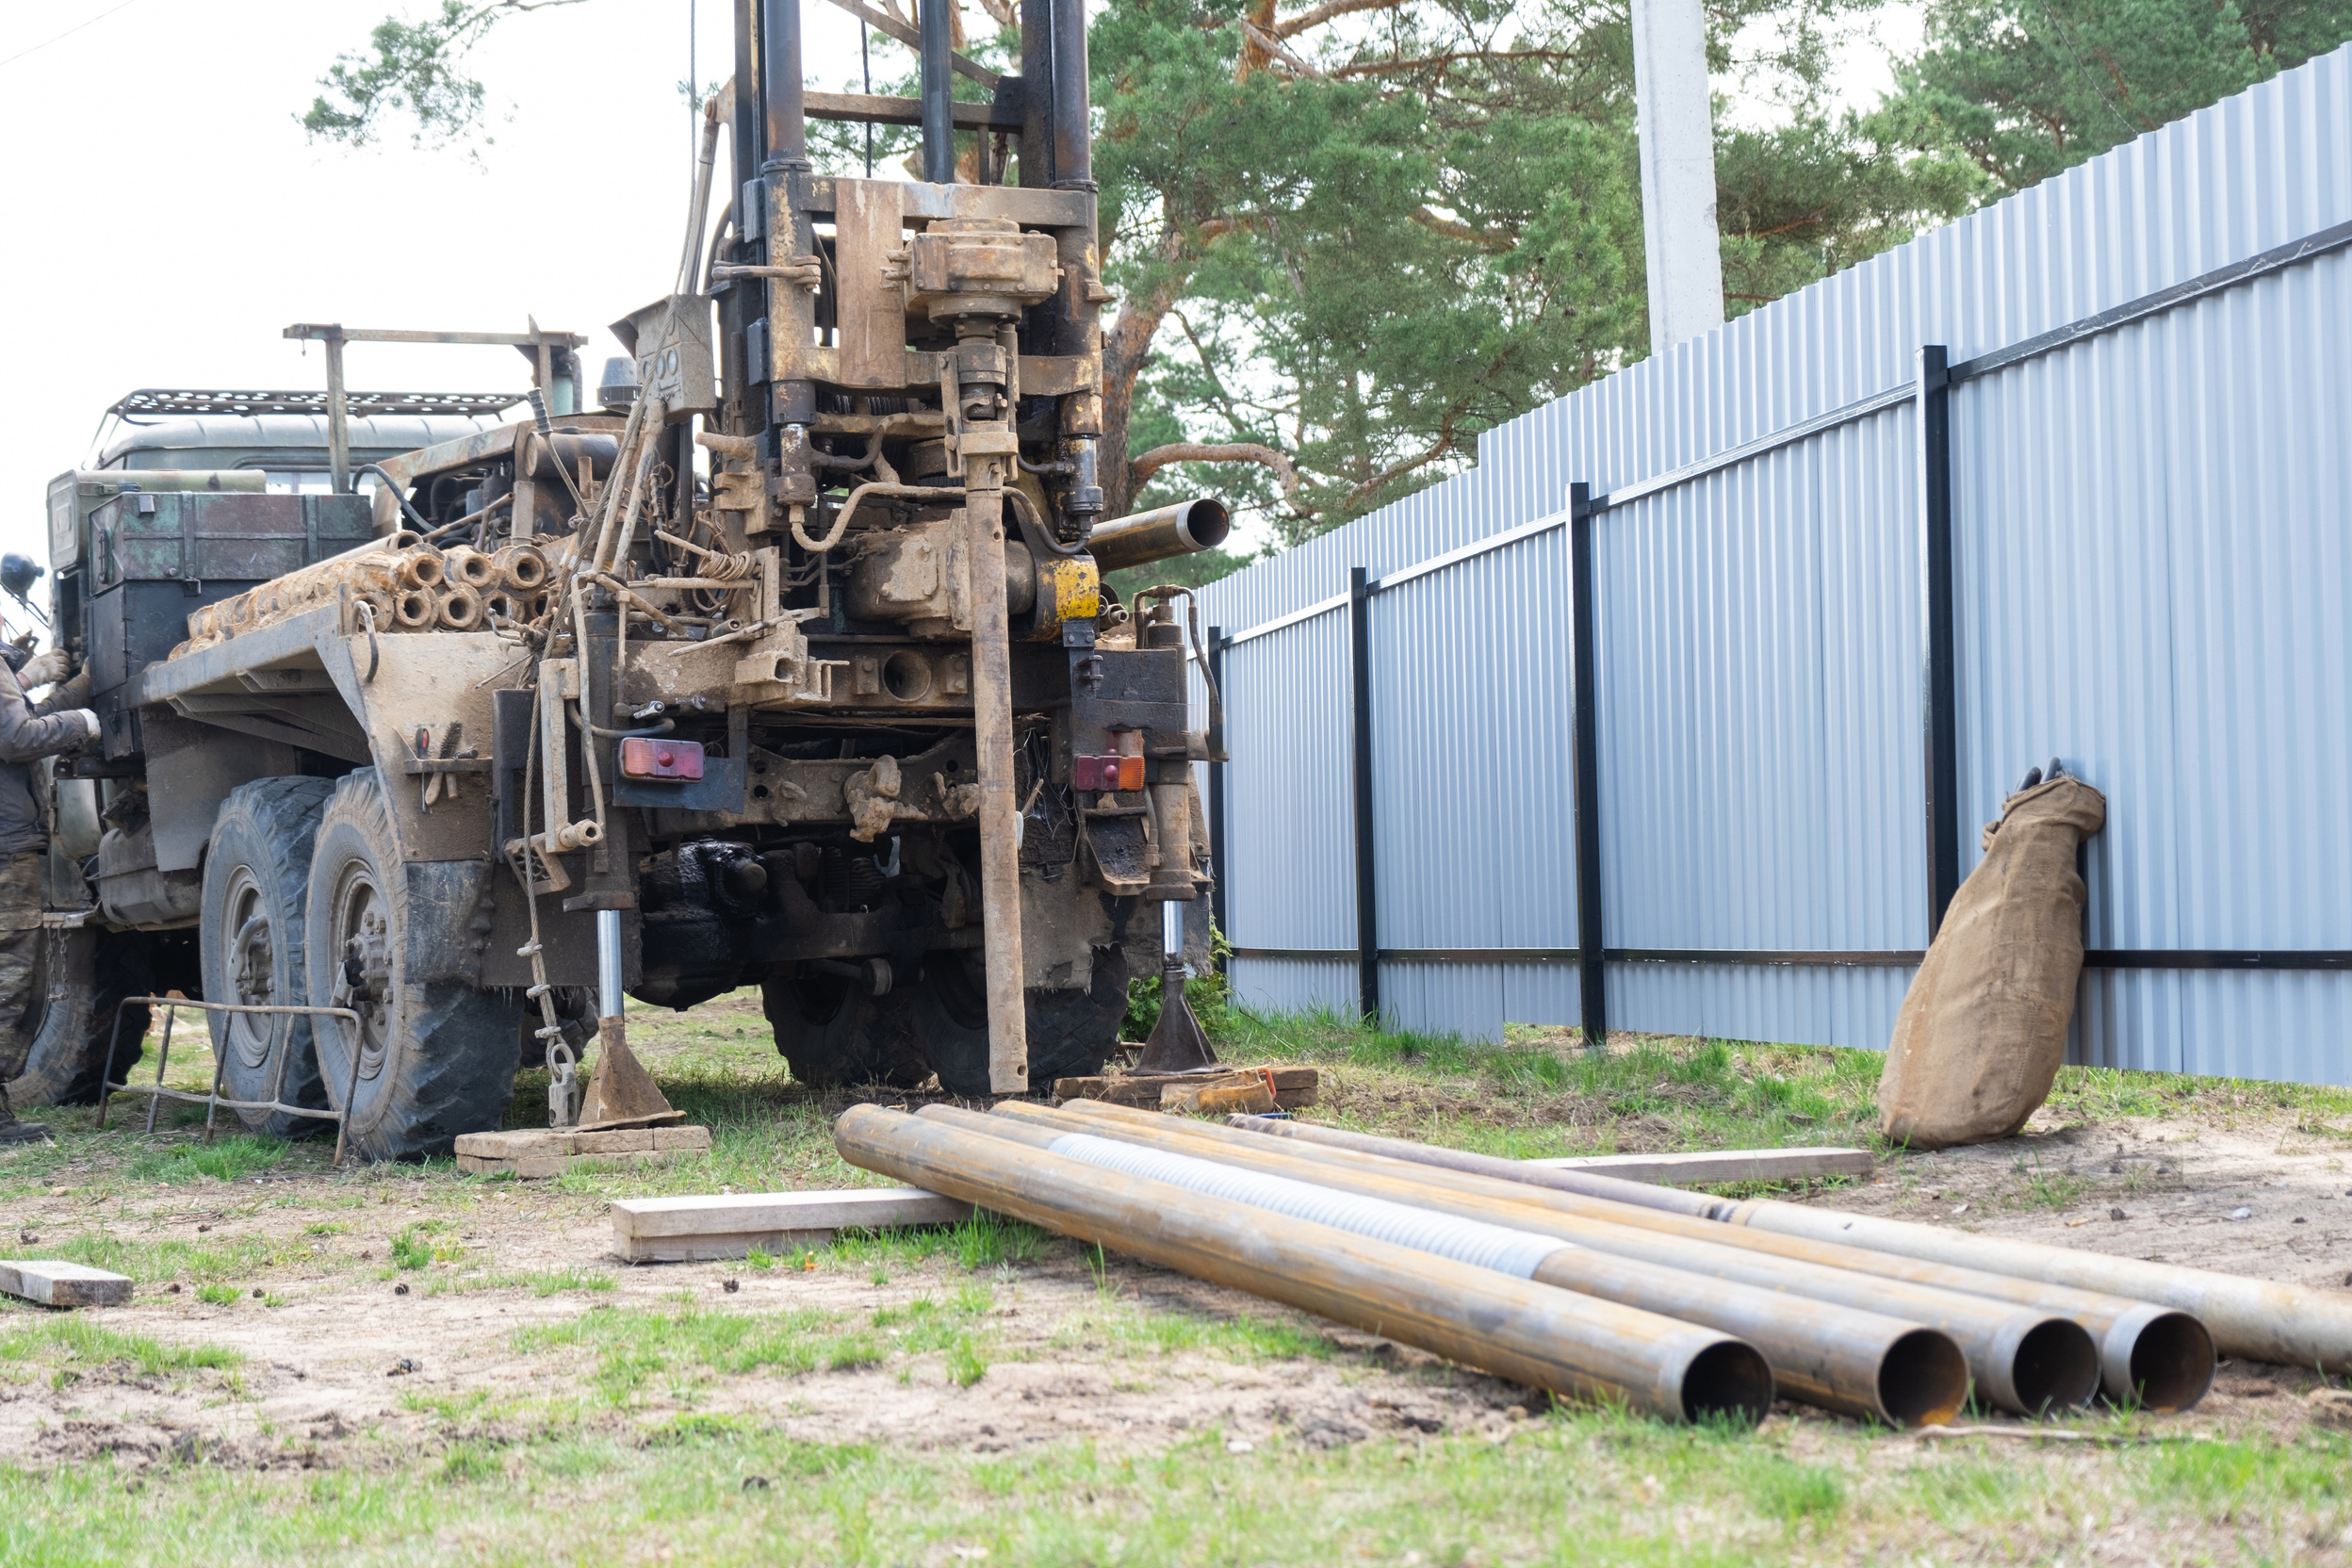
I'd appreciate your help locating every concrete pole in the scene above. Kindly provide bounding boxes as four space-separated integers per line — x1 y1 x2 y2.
1630 0 1724 352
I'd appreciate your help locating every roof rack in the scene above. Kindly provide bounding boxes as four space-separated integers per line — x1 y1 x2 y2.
110 389 525 419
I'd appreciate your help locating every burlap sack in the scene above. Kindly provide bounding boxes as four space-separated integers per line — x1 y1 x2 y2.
1877 776 2107 1150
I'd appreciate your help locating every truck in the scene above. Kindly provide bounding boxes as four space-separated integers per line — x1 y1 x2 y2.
7 0 1228 1158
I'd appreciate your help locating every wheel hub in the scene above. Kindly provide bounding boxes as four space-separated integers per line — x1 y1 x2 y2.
222 874 276 1070
332 882 394 1082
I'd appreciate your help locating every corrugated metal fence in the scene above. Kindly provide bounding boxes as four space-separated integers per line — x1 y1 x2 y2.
1192 44 2352 1085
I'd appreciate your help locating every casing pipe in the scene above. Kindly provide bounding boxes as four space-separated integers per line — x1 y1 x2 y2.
1085 498 1232 575
835 1105 1772 1424
1227 1113 2215 1406
931 1105 1964 1426
1729 1200 2344 1375
1044 1100 2092 1414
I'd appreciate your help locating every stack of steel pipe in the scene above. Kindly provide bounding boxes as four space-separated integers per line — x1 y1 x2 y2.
1230 1113 2350 1380
171 531 548 656
833 1099 2257 1426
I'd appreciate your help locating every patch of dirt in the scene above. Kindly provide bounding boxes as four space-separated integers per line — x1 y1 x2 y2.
8 1089 2349 1476
0 1184 1538 1473
1821 1106 2352 1297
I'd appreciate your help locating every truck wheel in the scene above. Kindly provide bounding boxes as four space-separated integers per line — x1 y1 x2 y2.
4 926 154 1107
902 947 1127 1099
200 777 335 1136
305 769 520 1159
761 970 930 1090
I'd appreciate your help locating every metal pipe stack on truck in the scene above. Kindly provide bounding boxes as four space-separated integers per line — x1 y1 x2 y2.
12 0 1227 1157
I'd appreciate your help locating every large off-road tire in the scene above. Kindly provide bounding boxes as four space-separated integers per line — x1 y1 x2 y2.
763 947 1124 1098
762 968 932 1091
200 777 335 1136
305 769 521 1159
909 945 1128 1098
4 926 155 1107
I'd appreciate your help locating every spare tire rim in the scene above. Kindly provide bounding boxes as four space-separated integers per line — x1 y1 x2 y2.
221 870 277 1071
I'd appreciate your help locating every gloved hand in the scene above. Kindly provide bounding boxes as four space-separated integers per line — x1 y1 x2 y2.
19 649 74 689
68 710 100 743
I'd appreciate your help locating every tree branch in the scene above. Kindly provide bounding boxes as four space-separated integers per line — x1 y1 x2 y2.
1130 442 1303 498
1411 204 1514 251
1273 0 1410 40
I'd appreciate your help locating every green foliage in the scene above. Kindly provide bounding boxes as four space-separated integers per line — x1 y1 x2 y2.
301 1 517 149
1876 0 2352 194
1124 925 1234 1040
194 1283 241 1306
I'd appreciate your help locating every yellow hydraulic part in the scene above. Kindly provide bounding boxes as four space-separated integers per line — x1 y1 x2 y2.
1026 553 1101 642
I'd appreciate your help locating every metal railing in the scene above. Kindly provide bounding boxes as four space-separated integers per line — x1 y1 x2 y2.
94 997 368 1167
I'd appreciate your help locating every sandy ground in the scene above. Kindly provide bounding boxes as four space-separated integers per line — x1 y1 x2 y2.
4 1101 2349 1476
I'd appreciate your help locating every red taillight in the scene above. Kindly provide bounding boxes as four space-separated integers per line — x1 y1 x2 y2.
1072 754 1151 792
620 737 705 780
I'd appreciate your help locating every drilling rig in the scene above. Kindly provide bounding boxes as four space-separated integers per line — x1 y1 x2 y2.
11 0 1229 1157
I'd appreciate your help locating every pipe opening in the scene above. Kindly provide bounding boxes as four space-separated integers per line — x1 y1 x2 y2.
2124 1312 2215 1412
2011 1318 2100 1413
1679 1340 1772 1429
1177 498 1231 551
1878 1328 1969 1429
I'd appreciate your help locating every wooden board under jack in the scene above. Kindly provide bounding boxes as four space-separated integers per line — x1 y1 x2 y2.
0 1260 133 1308
456 1125 711 1179
1054 1065 1318 1111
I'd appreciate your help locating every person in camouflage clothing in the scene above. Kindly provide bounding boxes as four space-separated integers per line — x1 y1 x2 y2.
0 644 98 1143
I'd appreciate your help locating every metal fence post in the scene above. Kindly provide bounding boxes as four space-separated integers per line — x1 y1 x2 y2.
1348 567 1380 1022
1569 483 1609 1050
1917 345 1961 940
1207 624 1230 973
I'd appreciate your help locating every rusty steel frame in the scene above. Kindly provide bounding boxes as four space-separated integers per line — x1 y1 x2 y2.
94 996 368 1167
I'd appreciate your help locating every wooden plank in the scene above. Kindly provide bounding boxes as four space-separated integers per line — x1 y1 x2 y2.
612 1186 971 1241
609 1186 972 1266
1523 1147 1873 1185
619 1229 842 1265
0 1260 133 1308
454 1125 710 1179
805 90 1020 130
1054 1066 1317 1111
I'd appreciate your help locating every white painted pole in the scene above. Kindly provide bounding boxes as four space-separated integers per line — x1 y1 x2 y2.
1630 0 1725 352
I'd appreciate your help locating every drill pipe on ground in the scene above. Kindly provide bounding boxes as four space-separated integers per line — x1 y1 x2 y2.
1008 1102 2089 1415
834 1104 1773 1424
1203 1107 2206 1409
1231 1114 1730 1219
1232 1113 2281 1381
1727 1200 2349 1374
927 1105 1964 1426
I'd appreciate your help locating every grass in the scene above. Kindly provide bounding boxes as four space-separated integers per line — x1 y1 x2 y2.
0 1414 2342 1565
5 988 2349 1564
0 1316 240 1379
123 1135 288 1185
514 1302 889 1407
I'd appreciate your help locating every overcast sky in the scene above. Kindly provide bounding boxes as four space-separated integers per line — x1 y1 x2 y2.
0 0 1917 610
